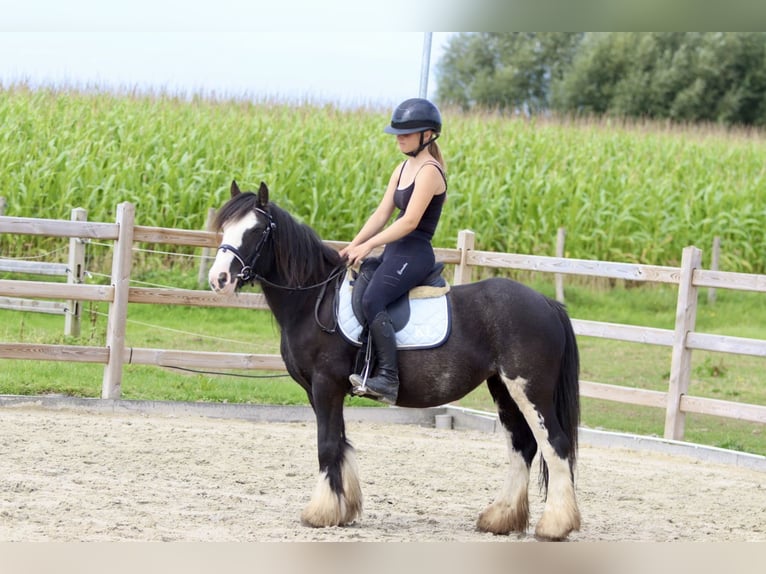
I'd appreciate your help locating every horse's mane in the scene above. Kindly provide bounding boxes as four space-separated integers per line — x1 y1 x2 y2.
214 192 342 287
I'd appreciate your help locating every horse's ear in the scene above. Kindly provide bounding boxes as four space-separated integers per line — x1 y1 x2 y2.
230 180 241 197
257 181 269 207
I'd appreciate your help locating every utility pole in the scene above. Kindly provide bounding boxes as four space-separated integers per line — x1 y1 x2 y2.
419 32 433 98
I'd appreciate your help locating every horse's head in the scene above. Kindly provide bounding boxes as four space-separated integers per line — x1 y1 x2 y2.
208 180 276 295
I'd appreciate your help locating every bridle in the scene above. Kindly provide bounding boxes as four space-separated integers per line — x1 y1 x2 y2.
215 206 346 332
217 207 276 285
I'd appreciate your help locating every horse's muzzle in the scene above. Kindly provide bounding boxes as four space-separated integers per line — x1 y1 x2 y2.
210 271 236 294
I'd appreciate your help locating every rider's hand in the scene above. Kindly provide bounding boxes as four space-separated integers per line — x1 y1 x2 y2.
341 242 372 267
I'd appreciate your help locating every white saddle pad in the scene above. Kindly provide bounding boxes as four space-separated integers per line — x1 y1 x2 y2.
337 271 451 349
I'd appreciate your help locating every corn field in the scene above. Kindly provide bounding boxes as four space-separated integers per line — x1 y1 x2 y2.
1 85 764 274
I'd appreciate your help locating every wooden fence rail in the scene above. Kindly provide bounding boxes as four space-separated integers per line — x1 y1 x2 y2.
0 204 764 442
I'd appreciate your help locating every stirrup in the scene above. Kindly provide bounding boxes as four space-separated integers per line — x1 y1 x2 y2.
349 373 368 393
349 336 374 395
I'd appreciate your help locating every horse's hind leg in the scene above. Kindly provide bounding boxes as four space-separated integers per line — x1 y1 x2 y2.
476 375 538 535
300 384 362 527
502 373 580 541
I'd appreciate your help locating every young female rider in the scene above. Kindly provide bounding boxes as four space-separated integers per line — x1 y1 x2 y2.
339 98 447 405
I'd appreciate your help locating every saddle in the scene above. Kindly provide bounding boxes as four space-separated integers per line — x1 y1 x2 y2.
350 257 449 332
337 257 452 352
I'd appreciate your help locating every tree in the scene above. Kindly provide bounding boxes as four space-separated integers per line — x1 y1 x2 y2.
436 33 584 113
437 32 766 127
552 32 766 126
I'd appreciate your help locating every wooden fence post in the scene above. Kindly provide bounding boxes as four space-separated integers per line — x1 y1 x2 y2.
64 207 88 337
707 236 720 304
453 230 475 285
198 207 216 287
102 202 135 400
0 196 6 216
555 227 566 304
664 245 702 441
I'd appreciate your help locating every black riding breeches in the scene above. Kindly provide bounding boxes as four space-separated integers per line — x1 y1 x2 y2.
360 236 435 322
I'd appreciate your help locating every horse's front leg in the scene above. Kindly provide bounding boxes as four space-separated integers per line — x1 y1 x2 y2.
300 379 362 527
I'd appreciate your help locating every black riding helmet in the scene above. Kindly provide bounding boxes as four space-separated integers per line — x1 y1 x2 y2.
384 98 442 157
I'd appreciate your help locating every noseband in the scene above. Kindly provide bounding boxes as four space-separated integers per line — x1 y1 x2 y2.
217 207 276 284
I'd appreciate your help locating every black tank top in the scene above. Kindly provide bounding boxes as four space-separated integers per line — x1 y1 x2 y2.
393 161 447 241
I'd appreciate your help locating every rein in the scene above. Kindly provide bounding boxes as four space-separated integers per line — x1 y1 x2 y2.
254 264 346 293
216 206 346 332
254 263 346 334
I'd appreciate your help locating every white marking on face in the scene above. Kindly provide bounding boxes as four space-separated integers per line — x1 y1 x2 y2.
208 211 258 294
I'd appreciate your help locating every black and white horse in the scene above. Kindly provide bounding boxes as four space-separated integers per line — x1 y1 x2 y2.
208 181 581 540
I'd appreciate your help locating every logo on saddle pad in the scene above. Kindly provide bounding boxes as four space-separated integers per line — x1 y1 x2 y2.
337 261 451 350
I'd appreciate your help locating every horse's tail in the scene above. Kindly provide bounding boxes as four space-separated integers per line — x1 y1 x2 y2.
553 299 580 470
540 298 580 493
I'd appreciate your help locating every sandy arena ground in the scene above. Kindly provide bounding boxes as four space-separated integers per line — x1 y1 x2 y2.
0 406 764 542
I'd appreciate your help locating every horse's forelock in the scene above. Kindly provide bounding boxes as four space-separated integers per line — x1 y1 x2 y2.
213 192 260 232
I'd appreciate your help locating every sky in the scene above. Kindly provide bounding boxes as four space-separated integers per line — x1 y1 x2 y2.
0 1 457 109
5 0 762 108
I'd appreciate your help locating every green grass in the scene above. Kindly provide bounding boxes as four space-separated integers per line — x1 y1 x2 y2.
1 272 763 455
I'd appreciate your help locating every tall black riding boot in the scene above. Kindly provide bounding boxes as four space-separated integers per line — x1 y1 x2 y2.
349 311 399 405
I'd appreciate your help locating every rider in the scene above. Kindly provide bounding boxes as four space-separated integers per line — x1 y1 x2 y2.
340 97 447 405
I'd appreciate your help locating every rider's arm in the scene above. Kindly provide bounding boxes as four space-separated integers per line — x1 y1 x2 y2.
341 164 444 265
340 165 400 257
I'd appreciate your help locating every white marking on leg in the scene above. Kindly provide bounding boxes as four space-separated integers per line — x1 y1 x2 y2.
477 429 530 534
501 373 580 540
301 470 341 527
340 446 363 523
300 447 362 527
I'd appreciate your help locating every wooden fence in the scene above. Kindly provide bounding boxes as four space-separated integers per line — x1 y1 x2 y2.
0 207 87 336
0 202 764 442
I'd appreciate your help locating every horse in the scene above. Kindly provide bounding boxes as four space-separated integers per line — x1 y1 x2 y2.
208 180 581 540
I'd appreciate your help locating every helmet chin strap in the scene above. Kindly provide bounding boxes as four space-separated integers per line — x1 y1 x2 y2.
405 132 439 157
